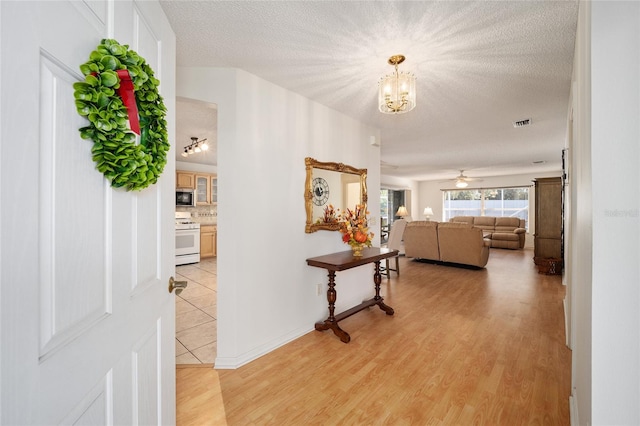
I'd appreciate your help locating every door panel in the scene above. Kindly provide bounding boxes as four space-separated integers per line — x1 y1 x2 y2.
0 1 176 424
38 53 112 361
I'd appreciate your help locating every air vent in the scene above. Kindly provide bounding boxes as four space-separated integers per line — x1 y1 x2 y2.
513 118 532 128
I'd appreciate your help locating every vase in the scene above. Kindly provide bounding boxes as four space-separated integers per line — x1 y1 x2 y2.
351 244 364 257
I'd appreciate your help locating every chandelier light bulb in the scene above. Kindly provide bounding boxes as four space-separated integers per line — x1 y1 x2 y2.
181 150 188 158
194 145 201 153
201 142 209 151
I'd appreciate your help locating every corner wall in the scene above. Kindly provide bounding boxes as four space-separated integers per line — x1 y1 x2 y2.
590 2 640 424
570 2 640 424
177 67 381 368
568 2 592 423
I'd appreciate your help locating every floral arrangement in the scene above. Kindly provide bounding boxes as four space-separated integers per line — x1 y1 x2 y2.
338 204 374 249
322 204 337 223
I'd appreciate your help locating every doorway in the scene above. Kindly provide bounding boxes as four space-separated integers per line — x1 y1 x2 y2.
174 97 219 365
380 188 407 243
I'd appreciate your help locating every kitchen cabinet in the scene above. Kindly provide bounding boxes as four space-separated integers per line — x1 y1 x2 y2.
200 225 217 258
177 170 217 204
176 171 195 189
211 176 217 203
193 173 217 205
195 175 210 205
533 177 563 260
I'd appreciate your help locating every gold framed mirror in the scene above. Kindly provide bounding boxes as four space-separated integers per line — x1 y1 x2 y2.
305 157 368 233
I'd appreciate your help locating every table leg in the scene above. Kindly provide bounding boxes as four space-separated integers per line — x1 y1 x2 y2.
314 270 351 343
373 261 394 315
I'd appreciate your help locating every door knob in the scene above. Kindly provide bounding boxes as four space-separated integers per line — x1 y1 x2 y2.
168 277 187 295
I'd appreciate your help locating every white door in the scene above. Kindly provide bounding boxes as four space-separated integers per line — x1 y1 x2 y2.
0 1 176 424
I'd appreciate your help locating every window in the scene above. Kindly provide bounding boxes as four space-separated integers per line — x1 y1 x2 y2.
443 187 530 229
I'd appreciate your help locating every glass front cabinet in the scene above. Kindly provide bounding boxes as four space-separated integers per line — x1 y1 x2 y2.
211 176 217 203
195 173 217 205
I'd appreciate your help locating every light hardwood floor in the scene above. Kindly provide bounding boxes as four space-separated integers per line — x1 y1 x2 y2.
177 247 571 425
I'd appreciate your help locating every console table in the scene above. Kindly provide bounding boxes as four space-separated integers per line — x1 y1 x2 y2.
306 247 398 343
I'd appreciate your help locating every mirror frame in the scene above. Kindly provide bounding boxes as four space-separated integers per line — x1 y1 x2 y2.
305 157 368 233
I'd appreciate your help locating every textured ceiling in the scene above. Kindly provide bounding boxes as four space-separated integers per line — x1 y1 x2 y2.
163 0 579 182
175 97 218 166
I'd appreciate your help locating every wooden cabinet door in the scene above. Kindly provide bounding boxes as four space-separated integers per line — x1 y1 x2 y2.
200 225 217 258
210 176 217 203
534 177 563 259
176 172 195 189
195 175 210 205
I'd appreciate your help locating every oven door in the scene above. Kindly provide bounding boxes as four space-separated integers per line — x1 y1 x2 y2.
176 228 200 260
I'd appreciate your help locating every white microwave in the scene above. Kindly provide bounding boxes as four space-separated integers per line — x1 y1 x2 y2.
176 189 195 207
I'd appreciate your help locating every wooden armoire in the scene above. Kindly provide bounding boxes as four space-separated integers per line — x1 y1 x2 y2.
533 177 563 260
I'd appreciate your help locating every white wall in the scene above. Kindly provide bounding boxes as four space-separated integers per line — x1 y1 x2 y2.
569 2 592 423
569 3 640 425
590 2 640 424
178 67 381 368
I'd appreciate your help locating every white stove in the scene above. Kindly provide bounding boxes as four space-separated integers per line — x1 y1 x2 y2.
175 220 200 230
175 212 200 265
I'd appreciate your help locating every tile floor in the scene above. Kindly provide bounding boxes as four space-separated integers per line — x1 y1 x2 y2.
175 257 217 365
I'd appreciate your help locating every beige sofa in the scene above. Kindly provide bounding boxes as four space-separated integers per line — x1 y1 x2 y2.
404 221 490 268
449 216 526 249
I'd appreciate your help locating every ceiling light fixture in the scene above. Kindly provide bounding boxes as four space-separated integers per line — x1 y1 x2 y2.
378 55 416 114
181 137 209 157
455 179 469 188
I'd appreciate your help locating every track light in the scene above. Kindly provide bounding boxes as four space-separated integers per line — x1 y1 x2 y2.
183 137 208 157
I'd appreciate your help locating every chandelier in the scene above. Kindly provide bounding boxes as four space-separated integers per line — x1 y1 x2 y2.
181 137 209 157
378 55 416 114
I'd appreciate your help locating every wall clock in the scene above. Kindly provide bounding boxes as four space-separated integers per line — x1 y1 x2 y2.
312 177 330 206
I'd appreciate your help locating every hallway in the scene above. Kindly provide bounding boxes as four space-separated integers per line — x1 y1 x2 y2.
177 248 571 424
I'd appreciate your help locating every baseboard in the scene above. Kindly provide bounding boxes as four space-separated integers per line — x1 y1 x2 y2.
563 297 571 348
213 325 314 369
176 363 214 369
569 393 579 426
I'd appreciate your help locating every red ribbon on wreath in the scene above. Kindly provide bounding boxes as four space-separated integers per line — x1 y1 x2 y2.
91 70 140 135
116 70 140 135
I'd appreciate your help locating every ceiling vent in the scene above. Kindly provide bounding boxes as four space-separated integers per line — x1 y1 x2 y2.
513 118 532 128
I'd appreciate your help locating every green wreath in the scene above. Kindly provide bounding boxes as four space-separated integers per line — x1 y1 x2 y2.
73 39 169 191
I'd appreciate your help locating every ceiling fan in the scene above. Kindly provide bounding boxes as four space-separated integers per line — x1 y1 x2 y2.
440 170 483 188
